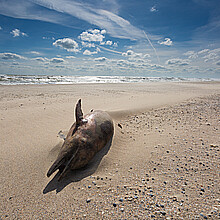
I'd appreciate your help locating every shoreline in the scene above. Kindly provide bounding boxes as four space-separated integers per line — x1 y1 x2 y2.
1 74 220 86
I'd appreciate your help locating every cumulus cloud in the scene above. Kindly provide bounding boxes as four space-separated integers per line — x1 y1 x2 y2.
198 49 210 54
79 29 106 42
184 51 195 56
184 48 220 63
100 30 106 35
100 40 114 46
50 57 65 63
32 57 48 62
158 38 173 46
94 57 108 62
0 52 25 60
166 58 189 66
113 42 118 47
143 54 151 58
211 48 220 53
122 50 150 61
29 51 41 55
122 50 134 56
149 64 166 70
43 36 55 40
150 6 158 12
203 53 219 62
183 51 198 59
53 38 79 52
105 40 113 46
81 41 95 48
83 49 98 56
65 56 76 59
10 28 28 37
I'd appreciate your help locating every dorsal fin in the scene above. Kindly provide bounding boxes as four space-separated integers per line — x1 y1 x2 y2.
75 99 83 126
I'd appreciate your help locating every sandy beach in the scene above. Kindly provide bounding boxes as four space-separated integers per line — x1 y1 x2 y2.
0 82 219 219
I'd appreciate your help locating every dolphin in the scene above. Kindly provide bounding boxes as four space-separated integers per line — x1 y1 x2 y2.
47 99 114 181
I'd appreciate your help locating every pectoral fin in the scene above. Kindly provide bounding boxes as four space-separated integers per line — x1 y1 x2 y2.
47 147 79 181
47 157 65 178
58 147 79 181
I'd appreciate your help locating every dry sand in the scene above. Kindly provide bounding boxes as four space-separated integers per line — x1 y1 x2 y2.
0 82 219 219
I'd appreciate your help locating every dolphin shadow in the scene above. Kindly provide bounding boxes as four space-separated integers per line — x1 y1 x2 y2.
43 137 113 194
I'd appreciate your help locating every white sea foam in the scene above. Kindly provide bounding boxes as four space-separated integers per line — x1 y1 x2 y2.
0 74 217 85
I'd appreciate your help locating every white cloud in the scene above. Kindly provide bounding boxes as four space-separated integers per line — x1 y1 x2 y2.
0 0 153 40
29 51 41 55
166 58 189 66
113 42 118 47
0 52 25 60
81 41 95 48
50 57 65 63
122 50 150 61
203 53 219 62
100 40 114 46
10 28 28 37
158 38 173 46
94 57 108 62
0 26 2 30
211 48 220 53
83 49 98 56
143 53 151 58
150 64 166 70
184 51 195 56
33 57 48 62
43 36 55 40
90 29 100 34
53 38 79 52
183 51 198 59
198 49 210 54
79 29 105 42
122 50 134 56
105 40 113 46
101 30 107 35
65 56 76 59
150 6 158 12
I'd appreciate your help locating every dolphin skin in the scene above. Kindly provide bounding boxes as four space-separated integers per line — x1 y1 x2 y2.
47 99 114 181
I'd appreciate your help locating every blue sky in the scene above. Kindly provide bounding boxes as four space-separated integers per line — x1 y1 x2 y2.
0 0 220 78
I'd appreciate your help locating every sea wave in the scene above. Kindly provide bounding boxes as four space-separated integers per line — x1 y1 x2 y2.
0 74 217 85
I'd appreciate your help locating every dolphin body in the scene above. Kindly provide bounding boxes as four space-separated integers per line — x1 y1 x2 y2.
47 99 114 181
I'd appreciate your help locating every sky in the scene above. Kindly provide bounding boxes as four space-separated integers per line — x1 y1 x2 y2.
0 0 220 78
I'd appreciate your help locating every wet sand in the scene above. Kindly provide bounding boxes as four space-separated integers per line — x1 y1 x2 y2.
0 82 219 219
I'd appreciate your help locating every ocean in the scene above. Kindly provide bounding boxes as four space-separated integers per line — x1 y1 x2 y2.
0 74 217 85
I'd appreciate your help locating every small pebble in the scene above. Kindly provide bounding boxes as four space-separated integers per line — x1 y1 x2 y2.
86 199 91 203
161 211 166 216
